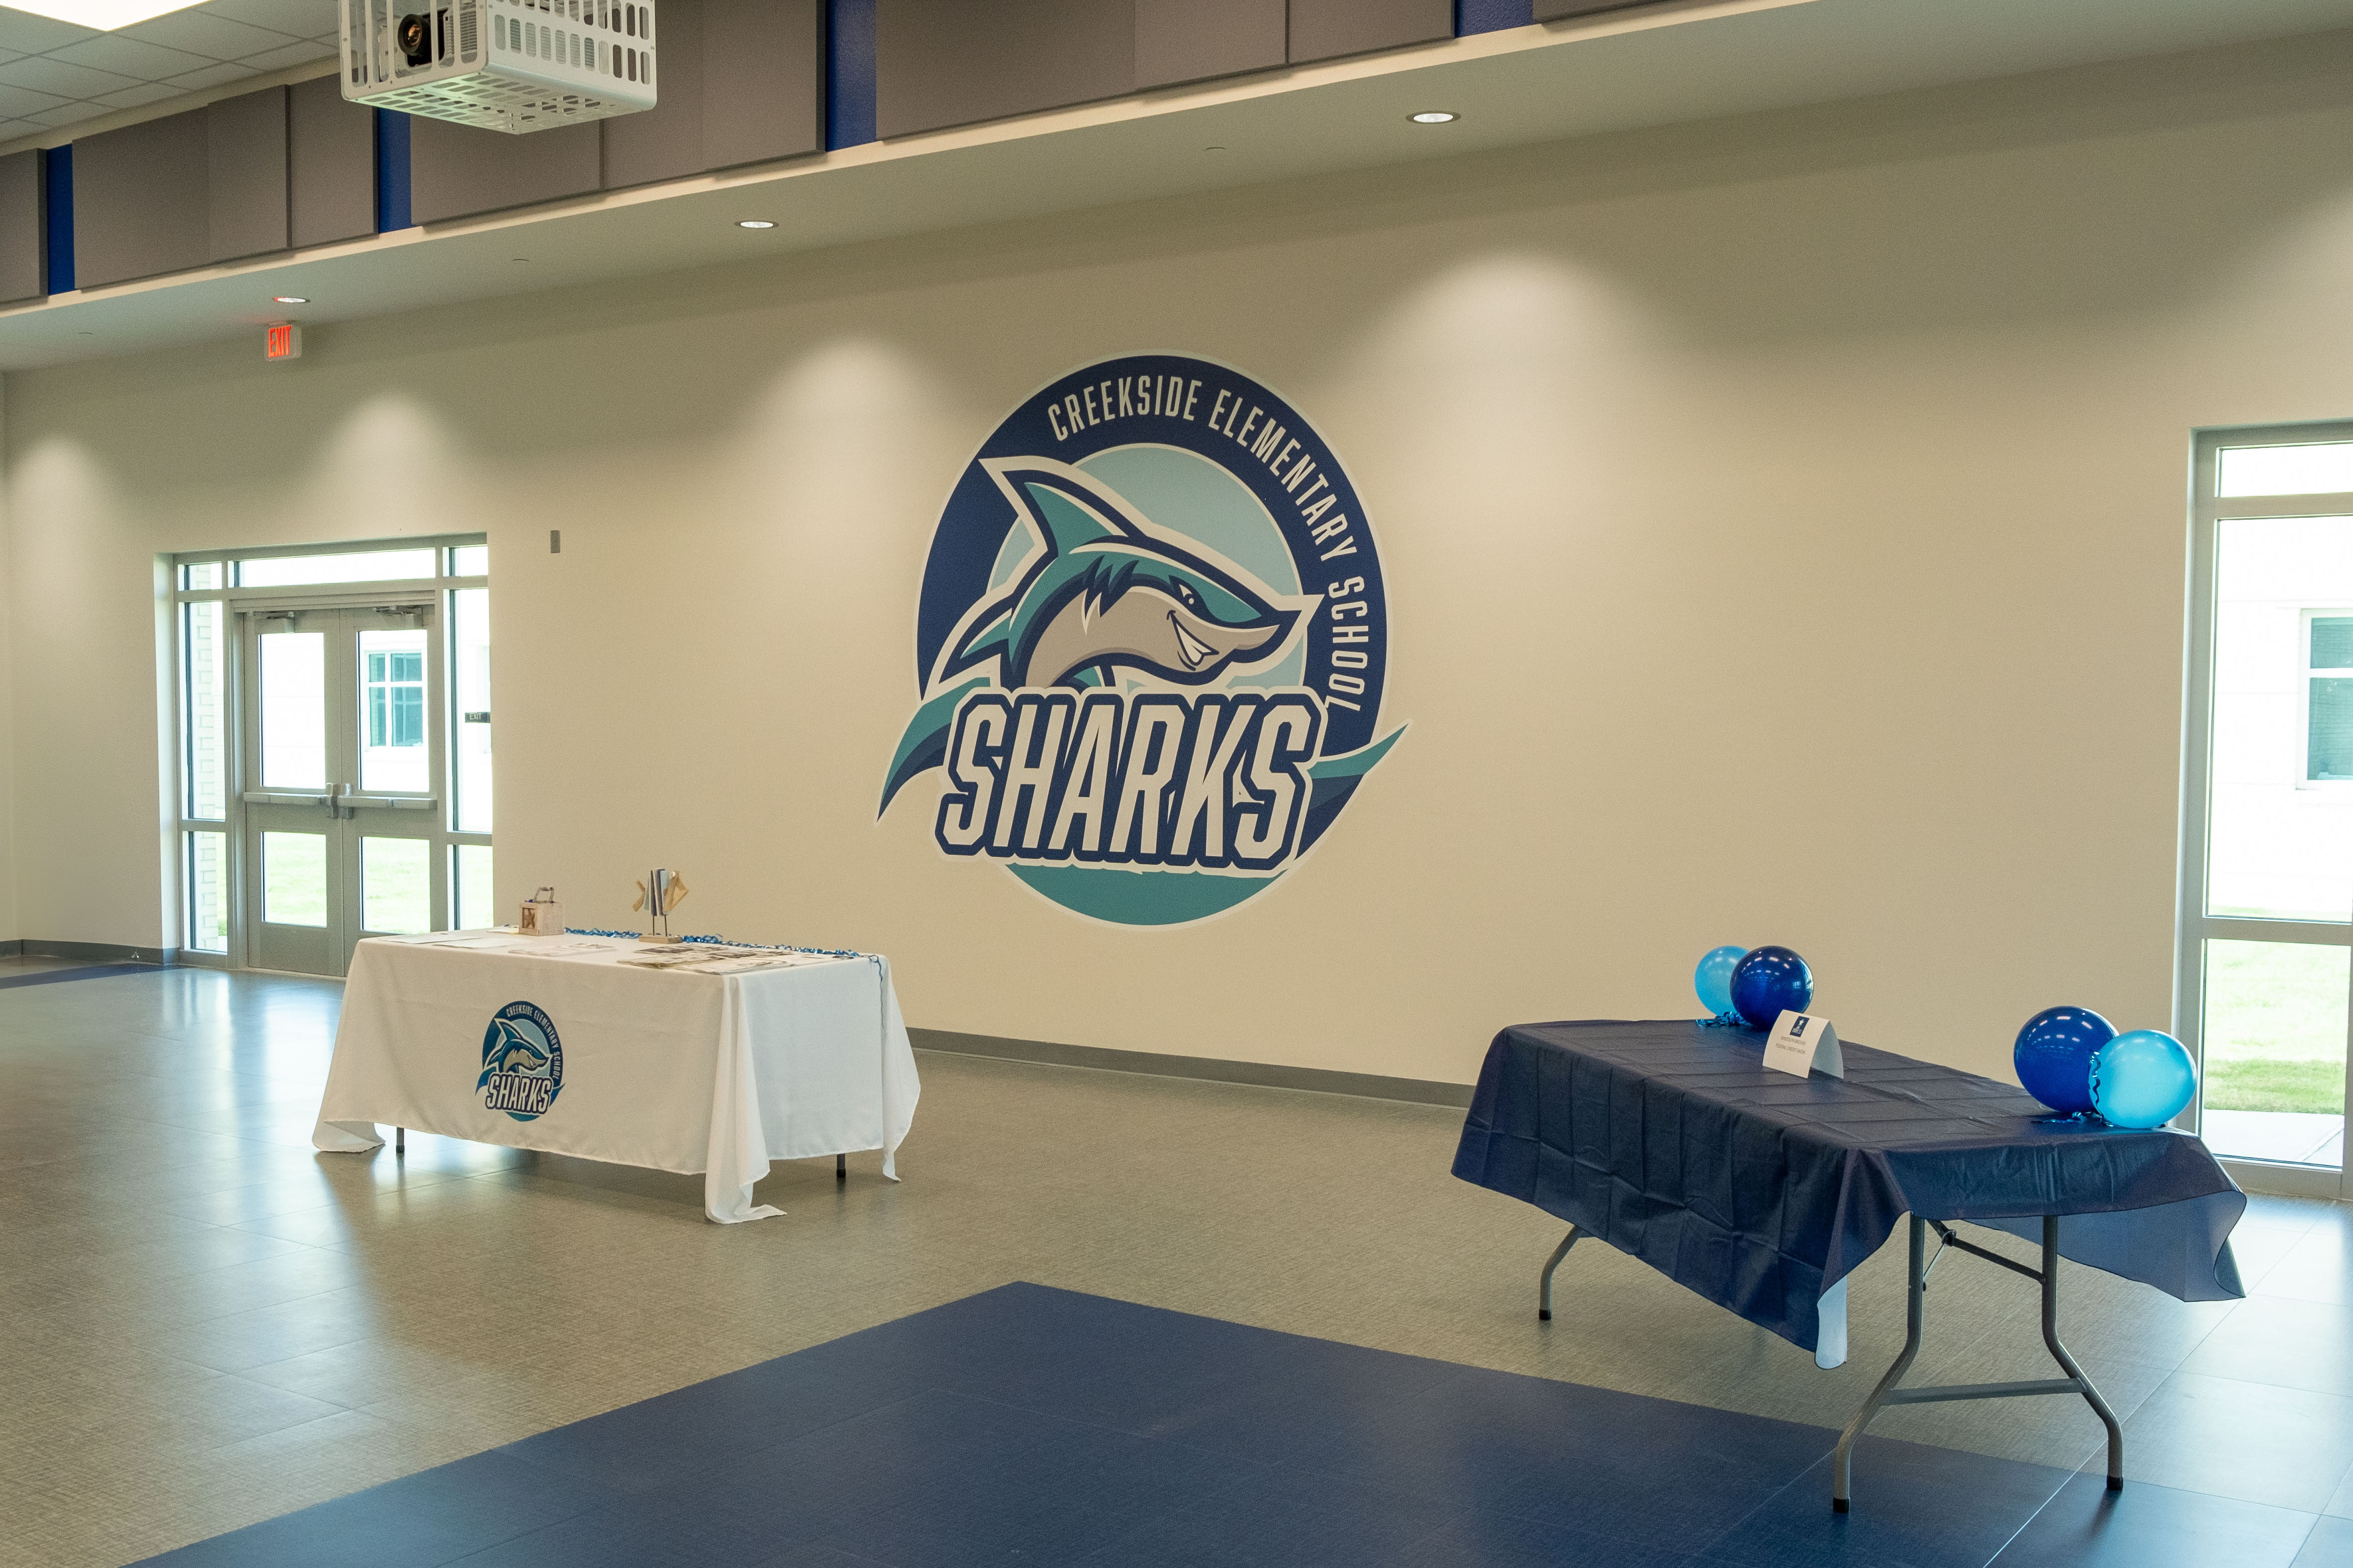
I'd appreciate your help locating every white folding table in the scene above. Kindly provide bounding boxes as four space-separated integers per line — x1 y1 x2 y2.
312 933 921 1222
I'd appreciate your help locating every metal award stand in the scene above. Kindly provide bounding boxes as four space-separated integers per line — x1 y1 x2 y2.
1536 1213 2124 1513
634 868 689 941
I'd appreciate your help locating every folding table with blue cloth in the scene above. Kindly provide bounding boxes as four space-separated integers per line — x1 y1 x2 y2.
1451 1020 2247 1511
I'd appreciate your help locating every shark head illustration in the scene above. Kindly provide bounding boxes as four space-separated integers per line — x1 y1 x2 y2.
484 1019 551 1078
878 457 1319 816
940 459 1310 690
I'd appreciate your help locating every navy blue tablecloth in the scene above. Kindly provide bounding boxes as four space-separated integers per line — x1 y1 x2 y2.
1452 1020 2246 1354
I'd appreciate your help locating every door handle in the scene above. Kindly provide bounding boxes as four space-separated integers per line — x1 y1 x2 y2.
344 795 440 811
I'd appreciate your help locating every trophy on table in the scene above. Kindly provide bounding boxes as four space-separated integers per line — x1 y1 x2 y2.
633 868 689 941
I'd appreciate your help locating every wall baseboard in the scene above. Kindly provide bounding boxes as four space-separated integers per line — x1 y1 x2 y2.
2220 1156 2350 1202
908 1028 1474 1109
8 938 178 967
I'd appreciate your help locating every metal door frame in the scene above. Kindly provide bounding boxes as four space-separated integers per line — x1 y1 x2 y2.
169 538 488 976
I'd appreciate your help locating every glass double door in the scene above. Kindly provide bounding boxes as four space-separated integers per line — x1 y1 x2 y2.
241 604 445 975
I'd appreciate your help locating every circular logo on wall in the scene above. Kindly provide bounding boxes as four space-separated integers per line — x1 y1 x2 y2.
878 353 1405 927
478 1001 563 1121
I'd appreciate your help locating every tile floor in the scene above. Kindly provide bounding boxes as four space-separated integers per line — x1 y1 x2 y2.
4 967 2351 1567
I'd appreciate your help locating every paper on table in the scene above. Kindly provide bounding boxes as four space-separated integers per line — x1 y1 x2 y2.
685 953 848 974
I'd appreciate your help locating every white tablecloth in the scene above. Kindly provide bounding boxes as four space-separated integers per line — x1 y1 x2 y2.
312 934 920 1223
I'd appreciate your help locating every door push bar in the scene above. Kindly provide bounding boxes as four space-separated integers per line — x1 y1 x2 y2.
240 787 439 818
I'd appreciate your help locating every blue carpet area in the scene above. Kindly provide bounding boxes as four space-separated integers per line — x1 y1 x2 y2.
132 1283 2332 1568
0 962 159 990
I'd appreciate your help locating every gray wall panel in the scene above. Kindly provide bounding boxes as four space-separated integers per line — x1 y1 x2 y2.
1135 0 1283 89
877 0 1131 139
75 110 209 290
603 0 706 189
604 0 823 190
1288 0 1452 63
410 115 601 225
205 86 288 263
289 76 376 249
702 0 822 167
0 150 42 303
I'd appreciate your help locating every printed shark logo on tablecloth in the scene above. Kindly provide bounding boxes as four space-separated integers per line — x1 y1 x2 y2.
478 1001 563 1121
879 353 1404 928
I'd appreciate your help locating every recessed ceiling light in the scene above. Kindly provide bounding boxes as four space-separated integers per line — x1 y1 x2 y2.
736 219 776 230
273 295 308 304
1408 111 1458 125
6 0 206 29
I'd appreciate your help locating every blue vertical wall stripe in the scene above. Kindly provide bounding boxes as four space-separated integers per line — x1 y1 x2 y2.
375 108 412 232
41 144 71 294
1456 0 1536 33
826 0 876 150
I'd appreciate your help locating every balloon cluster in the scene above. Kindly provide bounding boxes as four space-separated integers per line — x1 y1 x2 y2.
1694 945 1815 1029
2012 1007 2197 1129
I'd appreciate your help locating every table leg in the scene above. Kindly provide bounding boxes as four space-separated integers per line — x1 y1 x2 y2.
1830 1214 2124 1513
837 1153 846 1181
1833 1216 1926 1512
2041 1214 2125 1491
1538 1227 1580 1321
395 1127 404 1155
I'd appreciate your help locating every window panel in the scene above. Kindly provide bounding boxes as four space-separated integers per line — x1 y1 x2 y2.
2207 520 2353 919
453 588 492 833
361 836 432 933
262 832 327 927
2202 939 2348 1166
456 842 495 929
2219 441 2353 498
2312 680 2353 783
238 548 438 587
186 831 228 952
358 629 430 793
258 631 327 790
183 601 227 819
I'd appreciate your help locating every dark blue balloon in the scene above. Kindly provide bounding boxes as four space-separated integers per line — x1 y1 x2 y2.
2013 1006 2115 1115
1730 946 1814 1029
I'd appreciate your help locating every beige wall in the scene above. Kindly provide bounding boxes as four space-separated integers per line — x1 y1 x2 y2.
10 32 2353 1083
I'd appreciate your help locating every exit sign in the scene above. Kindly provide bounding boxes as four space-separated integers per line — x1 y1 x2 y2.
265 323 302 361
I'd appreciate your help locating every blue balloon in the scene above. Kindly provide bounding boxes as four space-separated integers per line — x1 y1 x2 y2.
2092 1030 2198 1129
1730 946 1813 1029
2013 1006 2114 1115
1695 946 1747 1017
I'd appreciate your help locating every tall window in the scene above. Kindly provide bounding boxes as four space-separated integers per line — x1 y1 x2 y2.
2183 426 2353 1193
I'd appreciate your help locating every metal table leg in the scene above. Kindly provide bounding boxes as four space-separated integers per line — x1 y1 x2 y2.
1537 1226 1579 1321
395 1126 404 1154
836 1153 846 1181
1831 1214 2123 1513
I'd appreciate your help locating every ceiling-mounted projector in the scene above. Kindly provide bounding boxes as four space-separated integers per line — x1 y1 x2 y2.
342 0 657 135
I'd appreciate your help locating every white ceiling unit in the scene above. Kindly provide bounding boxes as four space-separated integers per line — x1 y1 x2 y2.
342 0 657 135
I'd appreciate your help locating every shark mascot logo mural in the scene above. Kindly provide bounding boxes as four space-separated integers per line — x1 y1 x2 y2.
879 353 1403 926
478 1001 563 1120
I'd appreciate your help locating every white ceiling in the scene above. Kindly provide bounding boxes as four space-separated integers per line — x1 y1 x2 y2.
0 0 333 142
6 0 2353 371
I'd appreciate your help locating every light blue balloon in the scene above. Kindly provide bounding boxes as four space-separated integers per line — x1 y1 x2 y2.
1695 945 1747 1018
2090 1029 2198 1129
